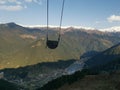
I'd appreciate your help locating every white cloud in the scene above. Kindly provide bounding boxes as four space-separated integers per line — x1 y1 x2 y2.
34 0 42 5
24 0 33 3
21 24 95 30
0 0 43 11
0 5 24 11
107 15 120 22
95 21 101 24
100 26 120 32
0 0 23 11
0 0 21 4
24 0 43 5
0 0 6 4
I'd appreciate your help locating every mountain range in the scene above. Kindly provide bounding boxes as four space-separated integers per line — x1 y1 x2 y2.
0 22 120 89
0 22 120 69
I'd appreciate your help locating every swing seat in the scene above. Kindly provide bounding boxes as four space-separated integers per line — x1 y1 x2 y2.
46 40 59 49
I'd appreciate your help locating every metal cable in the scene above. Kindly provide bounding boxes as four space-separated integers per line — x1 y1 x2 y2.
59 0 65 39
47 0 65 41
47 0 49 39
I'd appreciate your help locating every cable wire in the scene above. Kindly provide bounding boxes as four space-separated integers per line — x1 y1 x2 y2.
59 0 65 39
47 0 65 40
47 0 49 39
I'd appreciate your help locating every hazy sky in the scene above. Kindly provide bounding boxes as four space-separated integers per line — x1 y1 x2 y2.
0 0 120 29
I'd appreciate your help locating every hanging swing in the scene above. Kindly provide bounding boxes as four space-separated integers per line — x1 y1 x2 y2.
46 0 65 49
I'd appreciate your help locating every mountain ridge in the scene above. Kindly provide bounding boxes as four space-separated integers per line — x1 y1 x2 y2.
0 22 120 69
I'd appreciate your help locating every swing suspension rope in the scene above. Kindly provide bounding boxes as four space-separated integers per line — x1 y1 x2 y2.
47 0 49 39
47 0 65 40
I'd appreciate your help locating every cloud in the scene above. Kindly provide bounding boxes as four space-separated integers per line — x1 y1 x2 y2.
33 0 43 5
24 0 43 5
100 26 120 32
95 21 101 24
0 0 43 11
0 0 21 5
0 1 6 4
0 0 23 11
0 5 24 11
107 15 120 22
24 0 33 3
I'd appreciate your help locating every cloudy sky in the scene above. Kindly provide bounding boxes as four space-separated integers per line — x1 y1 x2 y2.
0 0 120 29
